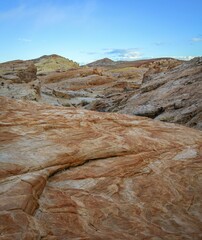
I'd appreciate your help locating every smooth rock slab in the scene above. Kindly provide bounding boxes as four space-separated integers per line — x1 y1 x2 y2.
0 96 201 239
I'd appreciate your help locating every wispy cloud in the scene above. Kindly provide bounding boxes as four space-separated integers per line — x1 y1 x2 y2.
192 37 202 42
81 51 97 55
175 56 195 60
18 38 32 43
136 55 196 61
104 48 143 60
165 56 195 61
154 41 164 46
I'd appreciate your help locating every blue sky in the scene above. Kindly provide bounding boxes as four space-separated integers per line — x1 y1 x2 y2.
0 0 202 64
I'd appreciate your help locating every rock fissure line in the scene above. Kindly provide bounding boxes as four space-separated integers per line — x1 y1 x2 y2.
32 147 179 219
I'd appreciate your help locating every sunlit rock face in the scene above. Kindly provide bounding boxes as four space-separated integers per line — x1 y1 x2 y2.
0 96 201 239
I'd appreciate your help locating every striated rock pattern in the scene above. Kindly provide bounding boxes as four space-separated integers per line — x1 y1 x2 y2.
39 65 144 109
120 57 202 129
0 96 202 239
39 58 181 111
0 57 182 108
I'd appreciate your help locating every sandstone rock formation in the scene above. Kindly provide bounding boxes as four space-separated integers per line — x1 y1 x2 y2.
0 56 182 108
0 60 40 101
1 56 201 129
0 96 202 239
0 54 79 102
38 58 182 111
39 65 143 108
142 58 183 83
0 60 37 83
120 57 202 129
0 79 41 101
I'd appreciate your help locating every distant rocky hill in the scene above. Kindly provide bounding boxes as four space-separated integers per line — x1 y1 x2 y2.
32 54 79 74
87 58 115 67
0 54 79 79
87 57 182 68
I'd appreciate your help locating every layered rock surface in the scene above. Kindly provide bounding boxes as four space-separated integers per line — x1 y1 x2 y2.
120 57 202 129
38 58 182 111
0 96 202 239
1 56 201 130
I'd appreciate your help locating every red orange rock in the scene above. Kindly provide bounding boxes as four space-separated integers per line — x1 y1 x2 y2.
0 96 201 239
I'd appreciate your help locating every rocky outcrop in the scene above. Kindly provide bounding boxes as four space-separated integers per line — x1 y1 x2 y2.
120 57 202 129
0 96 202 239
0 54 79 102
142 59 183 83
0 78 41 101
0 60 37 83
0 60 40 101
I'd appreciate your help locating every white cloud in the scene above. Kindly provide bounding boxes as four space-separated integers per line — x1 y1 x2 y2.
192 37 202 42
105 48 143 61
138 55 196 61
175 56 195 60
154 41 164 46
163 56 195 61
18 38 32 42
